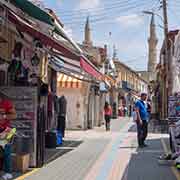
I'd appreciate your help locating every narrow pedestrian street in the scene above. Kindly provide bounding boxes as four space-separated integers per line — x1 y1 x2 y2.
15 118 178 180
1 1 180 180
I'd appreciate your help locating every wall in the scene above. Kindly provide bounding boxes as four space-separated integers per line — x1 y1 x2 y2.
57 87 86 129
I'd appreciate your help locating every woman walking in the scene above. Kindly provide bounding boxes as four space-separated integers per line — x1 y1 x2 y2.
104 102 112 131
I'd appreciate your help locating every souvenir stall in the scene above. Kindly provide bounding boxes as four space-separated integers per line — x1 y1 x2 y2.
0 1 58 170
158 95 180 169
0 0 104 173
0 26 48 169
158 31 180 169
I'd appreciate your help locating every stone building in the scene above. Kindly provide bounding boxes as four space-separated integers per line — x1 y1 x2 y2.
115 60 148 110
57 17 108 129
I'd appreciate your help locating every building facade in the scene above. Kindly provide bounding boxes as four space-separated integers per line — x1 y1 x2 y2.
115 60 148 112
57 17 108 129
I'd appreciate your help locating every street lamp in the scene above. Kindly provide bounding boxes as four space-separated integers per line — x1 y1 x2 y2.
142 11 164 23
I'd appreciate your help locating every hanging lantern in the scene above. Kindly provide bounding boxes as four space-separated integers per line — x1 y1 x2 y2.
31 53 40 66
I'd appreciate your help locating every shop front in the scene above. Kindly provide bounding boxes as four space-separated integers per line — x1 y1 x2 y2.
0 1 76 172
0 2 104 177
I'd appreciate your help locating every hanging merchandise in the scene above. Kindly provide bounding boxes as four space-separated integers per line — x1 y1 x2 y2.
0 4 5 35
8 57 22 83
8 42 30 86
40 83 48 96
29 51 42 85
8 57 29 86
31 53 40 67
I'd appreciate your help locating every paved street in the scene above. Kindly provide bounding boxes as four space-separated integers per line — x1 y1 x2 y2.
17 118 178 180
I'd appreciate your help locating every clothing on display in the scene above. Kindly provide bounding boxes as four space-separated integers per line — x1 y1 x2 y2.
8 57 29 86
57 96 67 137
47 92 53 130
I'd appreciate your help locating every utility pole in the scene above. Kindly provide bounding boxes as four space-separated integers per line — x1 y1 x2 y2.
162 0 169 119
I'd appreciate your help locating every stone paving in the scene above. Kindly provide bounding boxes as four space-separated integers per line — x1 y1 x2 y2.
21 118 177 180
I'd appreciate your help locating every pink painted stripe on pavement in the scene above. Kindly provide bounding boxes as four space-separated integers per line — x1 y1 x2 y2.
84 138 116 180
107 134 136 180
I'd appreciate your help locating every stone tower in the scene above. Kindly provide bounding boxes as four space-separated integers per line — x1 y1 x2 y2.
83 16 92 47
148 14 158 78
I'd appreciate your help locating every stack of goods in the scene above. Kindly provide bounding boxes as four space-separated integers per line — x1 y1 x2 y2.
158 118 180 169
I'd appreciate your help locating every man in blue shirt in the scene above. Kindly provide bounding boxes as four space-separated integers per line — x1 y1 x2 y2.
135 93 148 148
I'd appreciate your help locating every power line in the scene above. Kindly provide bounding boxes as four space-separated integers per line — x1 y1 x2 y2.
61 1 147 21
57 0 147 15
62 1 154 26
61 1 155 23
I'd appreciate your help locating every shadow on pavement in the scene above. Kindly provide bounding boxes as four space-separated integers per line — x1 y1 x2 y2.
45 140 83 164
58 140 83 148
128 120 169 134
119 146 137 149
121 138 176 180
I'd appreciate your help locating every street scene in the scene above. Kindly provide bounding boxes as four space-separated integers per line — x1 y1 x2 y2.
0 0 180 179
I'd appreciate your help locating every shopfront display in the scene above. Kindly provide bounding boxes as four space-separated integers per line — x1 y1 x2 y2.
0 87 37 167
168 95 180 118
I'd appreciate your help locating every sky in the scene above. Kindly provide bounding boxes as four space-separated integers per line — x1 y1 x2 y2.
39 0 180 71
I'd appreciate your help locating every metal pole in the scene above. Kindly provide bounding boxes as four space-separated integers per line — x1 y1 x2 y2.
162 0 169 119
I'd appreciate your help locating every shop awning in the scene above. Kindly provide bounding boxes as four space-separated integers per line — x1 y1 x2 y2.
8 10 79 61
49 57 93 83
51 51 81 74
8 0 70 40
80 57 102 80
57 73 82 88
10 0 54 26
7 6 103 81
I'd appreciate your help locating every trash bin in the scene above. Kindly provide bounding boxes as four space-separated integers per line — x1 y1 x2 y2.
45 131 57 148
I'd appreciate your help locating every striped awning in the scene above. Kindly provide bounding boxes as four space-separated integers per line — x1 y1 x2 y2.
58 73 82 88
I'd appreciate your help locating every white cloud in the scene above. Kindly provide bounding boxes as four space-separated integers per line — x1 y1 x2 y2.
116 14 144 27
64 26 73 39
78 0 100 10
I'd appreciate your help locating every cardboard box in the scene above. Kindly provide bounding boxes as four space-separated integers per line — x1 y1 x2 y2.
16 154 30 173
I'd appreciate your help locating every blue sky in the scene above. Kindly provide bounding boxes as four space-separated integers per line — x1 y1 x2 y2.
41 0 180 71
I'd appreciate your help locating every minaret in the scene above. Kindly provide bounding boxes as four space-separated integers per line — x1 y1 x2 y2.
83 16 92 47
148 14 158 74
112 44 117 61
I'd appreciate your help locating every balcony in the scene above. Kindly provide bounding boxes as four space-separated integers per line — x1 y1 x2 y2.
122 81 133 91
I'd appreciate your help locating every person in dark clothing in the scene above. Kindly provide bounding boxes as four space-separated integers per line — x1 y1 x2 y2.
57 95 67 138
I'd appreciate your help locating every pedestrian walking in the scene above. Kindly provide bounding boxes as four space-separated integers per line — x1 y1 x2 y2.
135 93 148 148
104 102 112 131
123 106 127 117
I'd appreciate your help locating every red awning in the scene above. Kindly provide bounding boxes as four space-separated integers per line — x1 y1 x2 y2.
7 8 103 80
80 57 102 80
8 10 79 60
